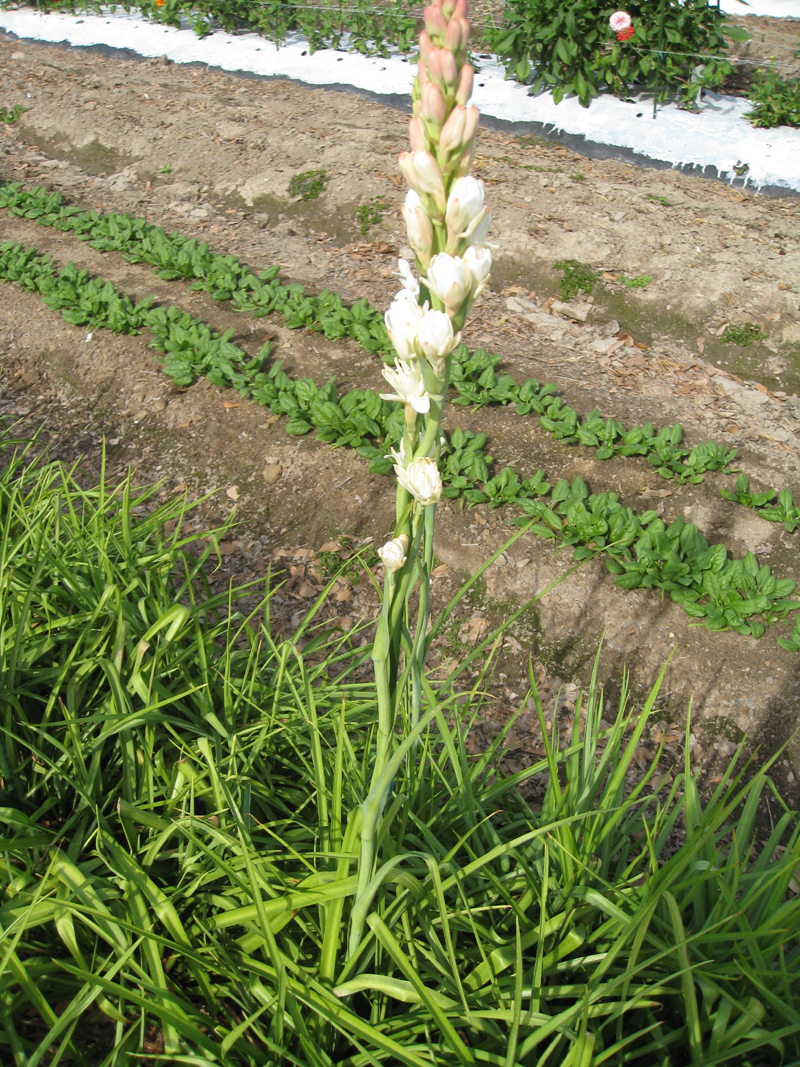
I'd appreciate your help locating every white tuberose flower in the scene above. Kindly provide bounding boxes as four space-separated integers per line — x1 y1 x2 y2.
396 258 420 297
378 534 408 572
417 308 459 378
425 253 472 316
463 245 492 300
381 359 431 413
394 455 442 506
445 176 484 239
385 288 423 361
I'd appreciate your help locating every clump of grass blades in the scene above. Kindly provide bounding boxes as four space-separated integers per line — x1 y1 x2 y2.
1 434 799 1066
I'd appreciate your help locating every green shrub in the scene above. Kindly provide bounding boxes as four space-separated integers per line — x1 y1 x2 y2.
492 0 736 107
747 66 800 128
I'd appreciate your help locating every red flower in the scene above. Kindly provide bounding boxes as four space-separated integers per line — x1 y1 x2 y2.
616 25 634 41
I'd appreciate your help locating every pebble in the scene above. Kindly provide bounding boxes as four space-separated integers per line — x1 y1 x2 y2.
262 463 282 485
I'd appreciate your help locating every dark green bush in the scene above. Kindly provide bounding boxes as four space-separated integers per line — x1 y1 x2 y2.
492 0 736 107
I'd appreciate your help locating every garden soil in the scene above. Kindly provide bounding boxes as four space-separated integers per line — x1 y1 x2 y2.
1 30 800 796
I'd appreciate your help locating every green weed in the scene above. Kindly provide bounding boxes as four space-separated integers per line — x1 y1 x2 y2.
722 322 767 346
621 274 651 289
648 194 672 206
555 258 598 300
355 196 388 235
288 167 328 201
0 103 24 124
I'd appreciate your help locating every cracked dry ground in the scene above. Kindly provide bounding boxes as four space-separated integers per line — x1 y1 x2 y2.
1 32 799 797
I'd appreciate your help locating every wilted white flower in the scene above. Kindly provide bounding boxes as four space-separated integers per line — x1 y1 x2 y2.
396 258 420 296
384 288 423 361
425 253 472 316
378 534 408 572
395 456 442 506
381 359 431 413
463 244 492 300
417 308 459 377
445 176 484 239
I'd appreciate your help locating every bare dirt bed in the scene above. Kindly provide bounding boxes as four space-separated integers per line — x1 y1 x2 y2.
1 30 799 795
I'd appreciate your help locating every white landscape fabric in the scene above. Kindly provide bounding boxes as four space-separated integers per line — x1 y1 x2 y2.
719 0 800 17
0 6 798 193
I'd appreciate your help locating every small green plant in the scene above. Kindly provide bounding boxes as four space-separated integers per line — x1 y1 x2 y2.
0 104 24 125
621 273 651 289
288 167 328 201
571 169 586 182
355 196 388 235
317 534 380 580
159 162 172 175
722 322 767 346
555 258 598 300
648 194 672 206
747 66 800 129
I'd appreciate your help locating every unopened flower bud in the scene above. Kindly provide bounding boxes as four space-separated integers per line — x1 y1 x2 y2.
417 308 459 376
444 17 463 55
378 534 408 572
398 151 446 215
438 105 466 157
402 189 435 269
409 116 428 152
396 456 442 506
455 63 474 106
453 0 468 19
381 358 431 414
426 253 472 316
385 288 424 360
440 49 458 92
426 46 444 87
424 3 448 40
421 81 446 128
419 29 432 65
463 244 492 299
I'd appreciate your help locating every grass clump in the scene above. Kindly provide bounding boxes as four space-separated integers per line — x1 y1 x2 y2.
722 322 767 346
555 258 598 301
621 273 651 289
747 66 800 128
1 432 799 1065
648 194 673 206
288 167 328 200
355 196 389 235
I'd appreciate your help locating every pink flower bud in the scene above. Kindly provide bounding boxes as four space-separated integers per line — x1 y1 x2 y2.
453 0 468 20
442 0 456 19
455 63 474 106
421 81 446 127
402 190 435 268
444 17 462 54
426 47 443 86
441 49 458 92
460 18 470 48
409 116 428 152
463 104 479 143
419 29 432 66
424 4 448 40
438 105 466 155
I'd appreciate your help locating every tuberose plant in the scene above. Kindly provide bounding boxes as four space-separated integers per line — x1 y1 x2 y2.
350 0 494 952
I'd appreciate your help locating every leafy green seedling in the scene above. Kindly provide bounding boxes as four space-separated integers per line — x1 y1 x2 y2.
747 66 800 129
621 274 651 289
648 194 672 206
288 168 328 201
159 163 172 175
0 104 24 125
571 170 586 182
